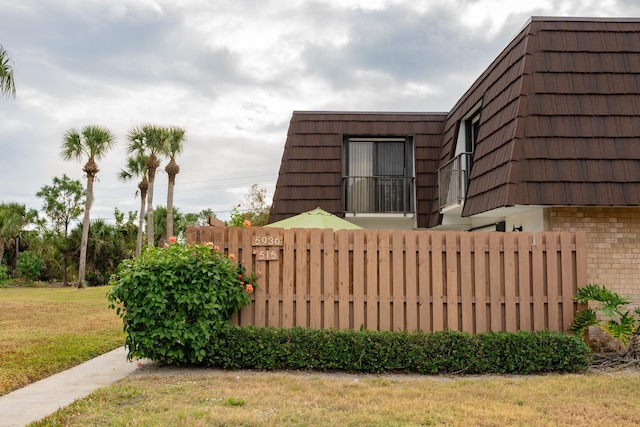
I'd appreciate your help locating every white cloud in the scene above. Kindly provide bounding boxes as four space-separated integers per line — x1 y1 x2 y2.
0 0 637 221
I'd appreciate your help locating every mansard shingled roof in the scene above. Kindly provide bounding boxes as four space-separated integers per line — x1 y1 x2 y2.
430 17 640 225
269 112 446 226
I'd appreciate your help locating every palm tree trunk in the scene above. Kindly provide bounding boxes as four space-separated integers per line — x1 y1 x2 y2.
146 167 156 247
166 174 176 240
78 175 94 288
136 188 147 257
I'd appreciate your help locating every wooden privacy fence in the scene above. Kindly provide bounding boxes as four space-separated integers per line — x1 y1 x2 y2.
186 227 587 334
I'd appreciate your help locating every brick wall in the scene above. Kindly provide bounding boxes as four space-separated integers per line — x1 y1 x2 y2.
549 207 640 303
549 207 640 348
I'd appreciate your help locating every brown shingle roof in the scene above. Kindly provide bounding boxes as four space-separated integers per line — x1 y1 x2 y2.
430 17 640 224
269 112 446 227
271 18 640 229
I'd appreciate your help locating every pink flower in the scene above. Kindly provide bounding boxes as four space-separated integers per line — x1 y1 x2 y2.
246 284 254 293
243 219 251 227
163 243 169 248
252 250 257 255
229 253 236 260
169 236 177 244
204 241 213 247
213 245 220 252
257 270 262 276
238 274 243 280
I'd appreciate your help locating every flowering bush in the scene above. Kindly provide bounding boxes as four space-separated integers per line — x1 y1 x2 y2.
108 238 258 364
226 203 251 228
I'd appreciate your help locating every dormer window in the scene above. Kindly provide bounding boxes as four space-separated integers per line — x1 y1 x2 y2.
343 137 415 213
438 103 482 211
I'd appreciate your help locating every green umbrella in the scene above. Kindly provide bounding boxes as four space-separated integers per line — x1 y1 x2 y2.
265 207 363 230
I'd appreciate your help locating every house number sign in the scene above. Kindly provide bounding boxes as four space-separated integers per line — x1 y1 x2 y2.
252 231 282 261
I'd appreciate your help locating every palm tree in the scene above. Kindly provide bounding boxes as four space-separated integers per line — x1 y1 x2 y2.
164 126 186 240
0 44 16 98
60 125 116 288
126 125 167 247
118 154 149 257
0 203 36 266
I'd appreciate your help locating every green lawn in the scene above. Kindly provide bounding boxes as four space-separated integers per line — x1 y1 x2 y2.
3 286 640 426
0 286 125 395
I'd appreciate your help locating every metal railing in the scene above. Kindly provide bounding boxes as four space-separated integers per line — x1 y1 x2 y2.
343 176 415 214
438 152 472 210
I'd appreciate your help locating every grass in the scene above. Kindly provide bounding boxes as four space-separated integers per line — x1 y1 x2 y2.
32 369 640 426
3 286 640 426
0 286 125 395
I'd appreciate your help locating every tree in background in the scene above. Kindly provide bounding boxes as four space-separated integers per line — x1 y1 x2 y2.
0 203 37 269
153 206 185 244
184 208 215 227
227 184 271 227
118 154 148 257
0 44 16 98
36 174 84 285
127 125 167 248
67 209 137 286
164 126 186 242
60 125 116 288
243 184 271 226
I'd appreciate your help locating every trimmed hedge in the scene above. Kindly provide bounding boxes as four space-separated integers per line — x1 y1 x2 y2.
206 327 592 375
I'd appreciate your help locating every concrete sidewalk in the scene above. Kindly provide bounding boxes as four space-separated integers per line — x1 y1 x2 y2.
0 347 145 427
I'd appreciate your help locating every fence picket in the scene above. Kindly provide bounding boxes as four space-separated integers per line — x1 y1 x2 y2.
309 229 322 329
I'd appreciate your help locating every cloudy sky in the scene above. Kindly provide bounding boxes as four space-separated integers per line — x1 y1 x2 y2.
1 0 638 223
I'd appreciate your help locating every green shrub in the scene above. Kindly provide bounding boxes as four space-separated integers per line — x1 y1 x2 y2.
207 327 592 375
108 242 258 364
0 264 8 282
570 283 640 354
17 251 44 282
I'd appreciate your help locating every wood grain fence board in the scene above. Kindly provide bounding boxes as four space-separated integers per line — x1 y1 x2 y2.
392 230 406 331
518 233 532 331
337 230 350 330
473 232 488 333
378 231 391 331
575 231 588 314
431 232 444 331
365 230 379 330
459 232 473 333
405 230 418 332
489 233 502 331
228 227 240 265
532 233 545 330
239 227 254 327
295 229 308 328
560 232 575 331
546 233 560 332
504 233 517 333
417 231 431 332
323 229 335 329
281 228 295 328
445 231 459 331
352 229 366 330
309 228 323 329
265 228 281 327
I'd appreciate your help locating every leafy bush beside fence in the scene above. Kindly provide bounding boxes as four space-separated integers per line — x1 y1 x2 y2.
108 241 258 364
207 327 593 375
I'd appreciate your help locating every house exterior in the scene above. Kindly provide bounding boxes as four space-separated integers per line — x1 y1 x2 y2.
269 17 640 309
